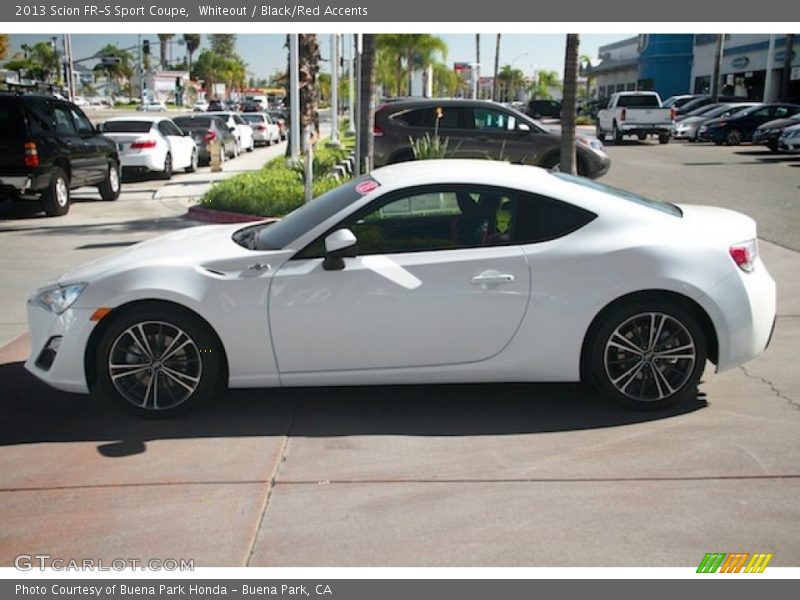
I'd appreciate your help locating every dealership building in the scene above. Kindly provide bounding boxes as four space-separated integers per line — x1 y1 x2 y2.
591 34 799 102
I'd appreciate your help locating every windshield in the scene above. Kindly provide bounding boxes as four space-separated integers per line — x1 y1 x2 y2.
254 177 377 250
101 120 153 133
702 104 747 119
554 173 682 217
684 104 721 118
616 94 661 108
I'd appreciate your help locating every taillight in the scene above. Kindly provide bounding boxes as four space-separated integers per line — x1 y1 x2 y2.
130 139 157 149
203 130 216 142
24 142 39 167
620 108 627 122
729 239 758 273
373 125 384 137
670 107 677 121
256 124 267 131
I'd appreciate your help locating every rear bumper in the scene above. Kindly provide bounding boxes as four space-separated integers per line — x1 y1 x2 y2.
618 124 673 135
120 152 165 172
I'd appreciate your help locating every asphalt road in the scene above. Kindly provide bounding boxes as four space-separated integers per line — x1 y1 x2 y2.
0 130 798 567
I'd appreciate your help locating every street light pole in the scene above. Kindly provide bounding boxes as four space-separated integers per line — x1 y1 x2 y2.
354 34 362 176
347 34 356 136
329 34 340 147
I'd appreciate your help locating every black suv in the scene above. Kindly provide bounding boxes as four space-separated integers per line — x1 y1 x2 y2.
373 99 610 179
0 93 121 216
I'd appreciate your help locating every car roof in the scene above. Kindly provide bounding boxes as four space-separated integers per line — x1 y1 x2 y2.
104 116 166 123
378 98 521 111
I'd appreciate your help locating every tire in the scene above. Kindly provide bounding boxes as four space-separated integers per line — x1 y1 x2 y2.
612 122 623 144
161 153 173 180
247 138 254 152
41 167 71 217
767 141 778 152
98 160 121 201
595 124 606 142
637 133 647 141
94 305 225 418
586 299 707 410
725 130 742 146
185 149 198 173
658 133 670 144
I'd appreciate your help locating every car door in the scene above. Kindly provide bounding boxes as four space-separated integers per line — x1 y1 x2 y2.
158 120 191 169
268 184 531 373
52 103 91 186
69 106 108 184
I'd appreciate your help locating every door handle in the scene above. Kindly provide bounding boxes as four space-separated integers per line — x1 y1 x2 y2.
470 272 515 286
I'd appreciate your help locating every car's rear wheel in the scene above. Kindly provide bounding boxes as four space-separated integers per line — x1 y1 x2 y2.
659 133 670 144
612 123 623 144
161 152 173 180
41 167 70 217
587 300 707 410
185 149 198 173
98 160 121 201
637 133 647 141
94 305 224 418
725 130 742 146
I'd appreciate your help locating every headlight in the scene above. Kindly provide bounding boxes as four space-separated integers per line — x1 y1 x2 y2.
31 283 87 314
578 137 605 151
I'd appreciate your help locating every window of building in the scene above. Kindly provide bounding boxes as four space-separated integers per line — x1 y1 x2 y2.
694 76 711 94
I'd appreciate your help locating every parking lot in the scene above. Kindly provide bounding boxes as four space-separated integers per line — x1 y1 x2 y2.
1 137 799 567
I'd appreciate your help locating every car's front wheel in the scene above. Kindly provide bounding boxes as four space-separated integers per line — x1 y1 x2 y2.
94 305 225 417
587 300 707 410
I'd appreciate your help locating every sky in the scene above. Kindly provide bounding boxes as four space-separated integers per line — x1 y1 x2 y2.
6 33 632 80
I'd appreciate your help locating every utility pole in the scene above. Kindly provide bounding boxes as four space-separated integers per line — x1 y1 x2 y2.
329 34 340 147
63 34 75 100
51 37 60 88
289 34 300 163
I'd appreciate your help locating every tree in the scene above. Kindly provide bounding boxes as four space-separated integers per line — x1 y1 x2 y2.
560 34 579 176
29 41 59 83
193 50 222 96
93 44 134 98
183 34 201 77
210 34 236 58
375 34 447 97
432 62 469 97
0 34 10 60
492 34 501 101
298 34 321 144
376 34 407 97
158 34 174 69
359 34 377 172
529 69 561 100
781 34 795 101
496 65 525 102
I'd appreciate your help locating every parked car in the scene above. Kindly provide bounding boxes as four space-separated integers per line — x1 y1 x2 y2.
0 92 120 216
23 160 775 417
206 99 224 111
172 115 238 164
205 111 255 154
526 99 561 119
192 101 209 112
137 101 167 112
777 122 800 153
596 92 674 143
266 110 288 140
662 94 699 110
100 117 197 179
578 97 606 119
240 113 280 146
673 103 759 140
697 103 800 145
373 99 610 179
72 96 89 107
752 113 800 151
676 94 747 116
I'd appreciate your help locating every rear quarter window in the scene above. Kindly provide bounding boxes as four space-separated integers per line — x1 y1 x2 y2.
0 98 27 137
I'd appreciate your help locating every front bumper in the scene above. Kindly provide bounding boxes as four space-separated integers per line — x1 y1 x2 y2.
24 303 96 394
752 131 780 146
778 138 800 152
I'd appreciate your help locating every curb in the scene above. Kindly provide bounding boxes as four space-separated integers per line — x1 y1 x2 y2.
187 205 275 224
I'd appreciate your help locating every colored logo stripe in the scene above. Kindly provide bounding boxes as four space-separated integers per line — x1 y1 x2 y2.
697 553 772 573
745 553 773 573
697 553 726 573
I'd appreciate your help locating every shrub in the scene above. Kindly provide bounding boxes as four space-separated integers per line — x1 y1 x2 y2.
576 115 596 126
410 133 450 159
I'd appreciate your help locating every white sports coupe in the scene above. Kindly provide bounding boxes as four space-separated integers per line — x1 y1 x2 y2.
25 160 776 417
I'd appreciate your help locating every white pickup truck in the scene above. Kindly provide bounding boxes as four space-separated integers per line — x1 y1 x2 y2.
596 92 675 144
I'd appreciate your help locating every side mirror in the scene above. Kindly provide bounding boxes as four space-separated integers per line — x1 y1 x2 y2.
323 229 357 271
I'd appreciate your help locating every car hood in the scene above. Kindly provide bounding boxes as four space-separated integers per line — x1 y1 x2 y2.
57 223 272 284
757 117 800 130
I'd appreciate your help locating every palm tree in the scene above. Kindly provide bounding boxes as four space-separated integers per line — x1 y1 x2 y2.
560 34 580 176
411 35 447 97
183 34 201 77
475 34 480 99
492 34 501 101
210 34 236 58
298 34 321 144
375 34 447 97
93 43 134 98
529 69 561 100
158 34 174 69
432 62 469 97
359 34 377 171
376 34 407 97
497 65 525 102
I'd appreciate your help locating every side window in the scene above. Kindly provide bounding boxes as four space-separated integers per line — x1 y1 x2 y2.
25 98 56 134
512 193 597 244
474 108 515 131
167 121 183 136
773 107 790 118
70 107 94 135
157 121 171 136
393 107 467 130
53 106 76 135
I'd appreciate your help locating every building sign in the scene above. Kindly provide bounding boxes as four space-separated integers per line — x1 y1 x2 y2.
731 56 749 69
792 66 800 81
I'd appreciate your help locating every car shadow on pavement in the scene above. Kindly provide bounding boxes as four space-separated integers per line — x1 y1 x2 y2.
0 214 199 235
0 360 707 457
